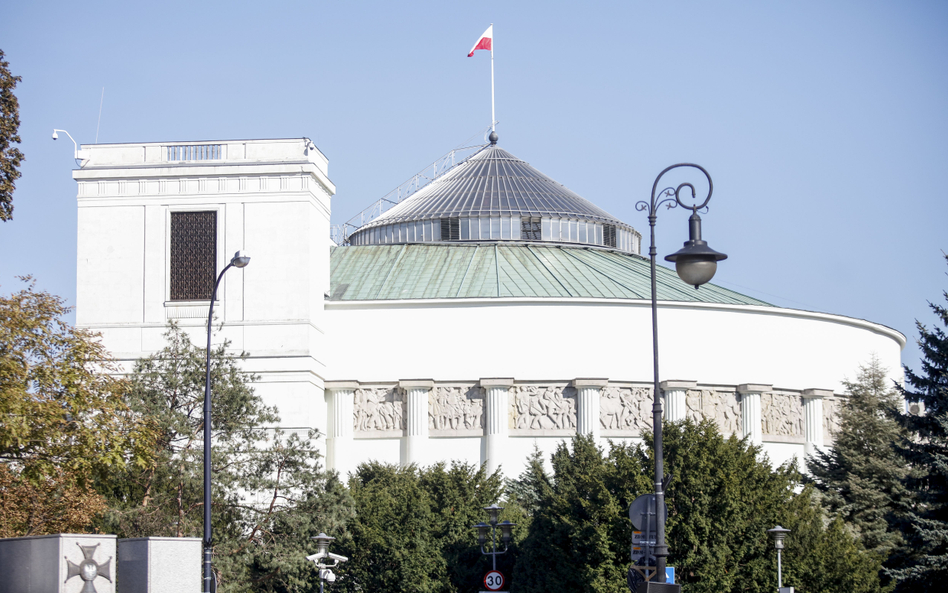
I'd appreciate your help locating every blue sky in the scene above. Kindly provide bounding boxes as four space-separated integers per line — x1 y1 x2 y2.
2 1 947 376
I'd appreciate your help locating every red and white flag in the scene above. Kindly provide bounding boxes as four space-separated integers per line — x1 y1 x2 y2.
467 25 493 57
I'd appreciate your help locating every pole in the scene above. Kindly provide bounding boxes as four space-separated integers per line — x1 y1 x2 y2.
490 23 495 132
204 263 233 593
776 548 783 589
647 210 668 583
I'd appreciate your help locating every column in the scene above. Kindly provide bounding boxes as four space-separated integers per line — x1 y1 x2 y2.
574 378 608 440
324 381 358 477
738 384 770 446
481 378 514 475
399 380 434 467
661 380 696 423
802 389 832 457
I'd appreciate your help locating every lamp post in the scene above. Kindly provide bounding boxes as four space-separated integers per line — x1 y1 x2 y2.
306 533 348 593
634 164 726 588
203 250 250 593
767 525 791 592
473 504 515 575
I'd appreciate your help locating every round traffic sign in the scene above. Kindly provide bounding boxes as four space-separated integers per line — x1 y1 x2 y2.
483 570 505 591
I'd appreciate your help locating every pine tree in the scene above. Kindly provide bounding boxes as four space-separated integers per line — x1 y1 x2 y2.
888 254 948 590
807 356 909 559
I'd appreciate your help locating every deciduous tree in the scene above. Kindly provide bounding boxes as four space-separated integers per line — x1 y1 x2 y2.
0 49 23 222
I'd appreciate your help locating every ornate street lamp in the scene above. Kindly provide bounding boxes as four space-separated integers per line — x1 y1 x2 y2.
473 504 516 573
203 251 250 593
634 164 726 589
306 532 349 593
767 525 792 592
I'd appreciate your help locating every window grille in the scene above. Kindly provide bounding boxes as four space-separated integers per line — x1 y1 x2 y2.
166 144 223 161
441 218 460 241
604 224 617 248
521 217 542 240
170 211 217 301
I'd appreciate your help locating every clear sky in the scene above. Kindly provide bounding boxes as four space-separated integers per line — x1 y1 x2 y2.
2 1 946 377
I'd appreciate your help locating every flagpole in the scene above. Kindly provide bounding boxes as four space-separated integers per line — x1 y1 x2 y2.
490 23 495 132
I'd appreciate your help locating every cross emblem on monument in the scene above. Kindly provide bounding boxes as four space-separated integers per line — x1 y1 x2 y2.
64 542 112 593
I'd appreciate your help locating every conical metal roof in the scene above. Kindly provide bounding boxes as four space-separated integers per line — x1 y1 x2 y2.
356 144 627 228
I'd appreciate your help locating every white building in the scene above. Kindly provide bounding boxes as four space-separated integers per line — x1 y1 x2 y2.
74 136 905 479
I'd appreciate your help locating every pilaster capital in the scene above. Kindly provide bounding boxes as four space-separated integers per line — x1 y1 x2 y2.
573 378 609 389
802 388 834 400
738 383 772 394
324 380 360 391
480 377 515 388
660 380 697 391
398 379 435 390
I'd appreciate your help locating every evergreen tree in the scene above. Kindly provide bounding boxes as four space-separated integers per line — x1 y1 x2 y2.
99 323 353 593
807 356 909 559
888 254 948 590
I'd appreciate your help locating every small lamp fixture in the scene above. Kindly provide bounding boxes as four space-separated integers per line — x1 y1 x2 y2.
483 504 503 527
498 520 516 546
767 525 790 549
230 251 251 268
474 522 490 546
664 211 727 288
312 533 335 557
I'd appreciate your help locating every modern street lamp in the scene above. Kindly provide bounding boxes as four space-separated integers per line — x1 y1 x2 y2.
203 250 251 593
634 164 726 589
767 525 792 593
306 533 348 593
474 504 515 574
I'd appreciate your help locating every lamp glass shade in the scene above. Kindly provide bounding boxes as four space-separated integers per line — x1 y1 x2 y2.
767 525 791 549
498 521 515 544
675 258 717 287
231 250 251 268
312 533 335 555
474 522 489 545
484 504 503 526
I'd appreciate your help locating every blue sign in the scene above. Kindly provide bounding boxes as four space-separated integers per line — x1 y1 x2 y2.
666 567 675 584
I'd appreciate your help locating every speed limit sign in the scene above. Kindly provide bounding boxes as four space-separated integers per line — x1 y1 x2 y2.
483 570 505 591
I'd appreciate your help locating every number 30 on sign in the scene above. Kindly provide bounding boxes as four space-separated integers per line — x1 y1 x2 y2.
483 570 505 591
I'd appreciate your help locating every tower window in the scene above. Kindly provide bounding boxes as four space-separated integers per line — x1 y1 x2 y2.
441 218 460 241
170 211 217 301
603 224 617 248
521 217 541 240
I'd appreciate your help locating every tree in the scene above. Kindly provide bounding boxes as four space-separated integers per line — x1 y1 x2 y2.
0 279 152 536
336 460 512 593
887 254 948 590
807 356 909 561
0 49 23 221
99 322 353 593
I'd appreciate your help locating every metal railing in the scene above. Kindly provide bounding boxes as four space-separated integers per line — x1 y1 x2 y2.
166 144 223 162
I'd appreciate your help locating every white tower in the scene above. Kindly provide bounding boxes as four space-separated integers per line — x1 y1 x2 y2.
74 138 335 450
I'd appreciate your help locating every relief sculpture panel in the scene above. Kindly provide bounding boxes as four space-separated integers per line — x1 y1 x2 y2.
353 387 405 432
430 386 484 430
684 390 741 435
762 392 803 436
823 397 840 440
512 385 576 430
600 386 651 431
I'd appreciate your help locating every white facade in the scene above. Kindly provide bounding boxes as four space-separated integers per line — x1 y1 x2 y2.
74 138 905 479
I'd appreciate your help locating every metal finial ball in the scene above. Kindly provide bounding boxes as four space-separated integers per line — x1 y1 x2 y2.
489 131 499 145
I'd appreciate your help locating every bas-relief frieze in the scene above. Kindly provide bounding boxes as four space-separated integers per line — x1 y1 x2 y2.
429 386 484 430
354 387 405 432
512 385 576 430
823 397 840 440
685 389 741 435
600 386 651 431
762 392 803 437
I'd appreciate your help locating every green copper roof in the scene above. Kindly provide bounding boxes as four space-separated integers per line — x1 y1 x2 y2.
329 243 771 306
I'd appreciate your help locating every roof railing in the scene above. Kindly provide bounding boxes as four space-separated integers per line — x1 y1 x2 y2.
330 127 495 245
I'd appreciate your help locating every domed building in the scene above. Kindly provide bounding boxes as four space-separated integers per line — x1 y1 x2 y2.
72 135 904 479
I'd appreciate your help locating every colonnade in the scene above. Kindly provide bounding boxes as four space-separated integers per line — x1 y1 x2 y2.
324 379 834 476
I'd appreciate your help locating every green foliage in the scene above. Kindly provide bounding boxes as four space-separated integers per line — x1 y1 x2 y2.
510 421 884 593
0 49 23 221
888 254 948 590
0 279 152 536
807 356 909 561
99 322 354 593
337 460 512 593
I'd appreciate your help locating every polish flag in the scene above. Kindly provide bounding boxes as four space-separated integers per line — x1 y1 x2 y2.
467 25 493 57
